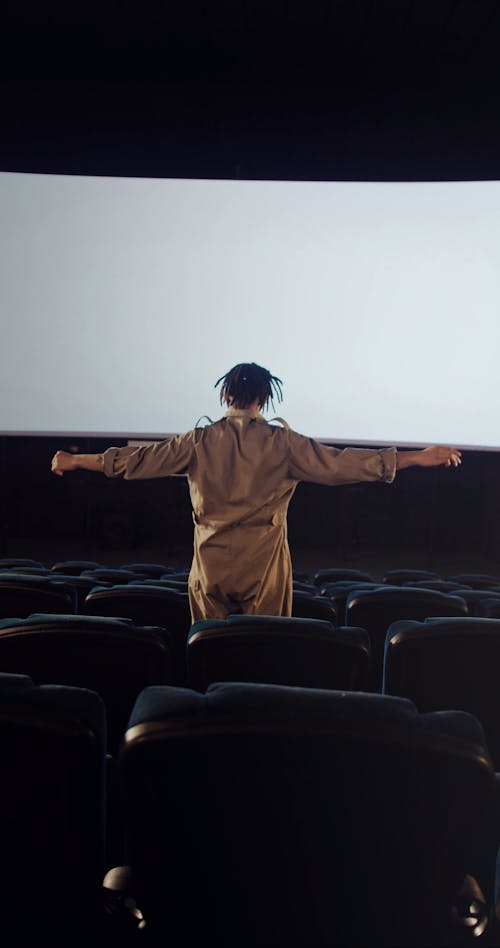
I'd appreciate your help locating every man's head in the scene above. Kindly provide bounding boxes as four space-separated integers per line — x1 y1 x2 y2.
215 362 283 411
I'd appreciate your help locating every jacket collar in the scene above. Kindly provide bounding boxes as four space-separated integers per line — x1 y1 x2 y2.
224 407 265 420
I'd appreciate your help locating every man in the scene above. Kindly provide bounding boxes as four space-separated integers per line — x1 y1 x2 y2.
51 362 461 621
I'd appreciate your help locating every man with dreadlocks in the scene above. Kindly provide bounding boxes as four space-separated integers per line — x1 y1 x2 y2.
51 362 461 621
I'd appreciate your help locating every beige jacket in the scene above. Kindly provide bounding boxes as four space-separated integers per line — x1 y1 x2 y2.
103 408 397 621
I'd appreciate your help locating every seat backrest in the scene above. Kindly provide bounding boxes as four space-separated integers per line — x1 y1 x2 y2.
383 615 500 769
50 560 102 575
474 598 500 619
50 573 112 611
0 558 45 569
146 578 189 592
83 585 191 684
120 682 496 947
119 562 176 577
0 675 106 938
291 580 318 594
313 567 374 586
0 613 174 753
447 573 500 589
320 581 379 619
187 614 370 691
403 580 467 593
291 590 337 623
134 578 189 591
436 587 500 614
380 568 441 585
0 573 76 617
82 567 146 583
346 586 468 691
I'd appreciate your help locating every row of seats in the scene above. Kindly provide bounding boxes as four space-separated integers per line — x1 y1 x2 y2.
2 560 500 693
2 556 500 942
4 611 500 777
2 577 500 687
0 672 497 945
190 613 500 773
4 557 500 586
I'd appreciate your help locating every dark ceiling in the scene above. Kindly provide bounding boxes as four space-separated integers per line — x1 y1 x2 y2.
1 0 500 179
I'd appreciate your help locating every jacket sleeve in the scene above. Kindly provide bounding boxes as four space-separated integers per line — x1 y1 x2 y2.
102 432 196 479
286 430 397 486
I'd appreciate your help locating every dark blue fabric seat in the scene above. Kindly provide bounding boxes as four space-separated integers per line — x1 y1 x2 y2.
119 682 496 947
119 562 177 577
291 589 338 623
0 572 76 616
313 567 374 586
403 579 468 593
50 573 112 611
82 567 147 583
187 614 370 691
291 580 318 594
0 558 46 570
83 584 191 685
346 586 468 691
0 673 106 940
447 573 500 589
0 613 174 753
51 559 102 575
380 568 441 585
320 580 379 618
383 615 500 770
474 598 500 619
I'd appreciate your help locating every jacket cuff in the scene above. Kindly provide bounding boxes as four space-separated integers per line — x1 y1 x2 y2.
102 447 120 478
381 447 398 483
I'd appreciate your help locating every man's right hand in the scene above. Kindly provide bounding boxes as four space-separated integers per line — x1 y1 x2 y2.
397 446 462 471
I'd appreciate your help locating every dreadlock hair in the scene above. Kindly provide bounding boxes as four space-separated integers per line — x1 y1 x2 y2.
215 363 283 412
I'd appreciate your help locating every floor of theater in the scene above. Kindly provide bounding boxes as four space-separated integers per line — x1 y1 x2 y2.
4 535 500 580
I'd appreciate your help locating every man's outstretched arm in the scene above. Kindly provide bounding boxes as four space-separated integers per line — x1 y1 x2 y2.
51 434 195 479
51 451 103 476
397 446 462 470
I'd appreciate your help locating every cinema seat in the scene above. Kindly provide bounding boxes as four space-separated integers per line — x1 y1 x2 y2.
346 586 468 691
0 565 51 576
51 559 102 574
292 580 318 594
0 557 46 569
147 578 190 592
0 675 106 940
82 567 147 583
381 568 441 585
383 615 500 772
0 573 76 617
119 562 177 577
0 613 174 753
474 599 500 619
435 587 500 615
83 584 191 684
320 580 378 621
187 615 370 691
50 573 112 612
117 683 496 947
291 589 338 623
313 567 374 586
403 579 467 594
447 573 500 589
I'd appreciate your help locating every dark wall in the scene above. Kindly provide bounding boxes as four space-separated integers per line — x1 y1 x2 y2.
2 435 498 564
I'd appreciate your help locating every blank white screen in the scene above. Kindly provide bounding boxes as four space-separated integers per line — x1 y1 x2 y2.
1 172 499 447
